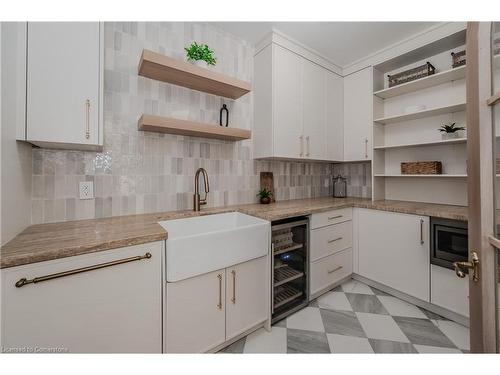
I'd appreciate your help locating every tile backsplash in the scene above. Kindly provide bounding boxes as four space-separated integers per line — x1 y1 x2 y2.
30 22 336 224
332 162 372 198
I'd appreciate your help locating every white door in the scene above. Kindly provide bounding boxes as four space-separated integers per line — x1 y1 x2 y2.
302 59 327 160
358 209 430 301
343 67 372 161
166 269 226 353
273 44 303 158
26 22 101 146
1 243 163 353
225 256 269 340
326 70 344 161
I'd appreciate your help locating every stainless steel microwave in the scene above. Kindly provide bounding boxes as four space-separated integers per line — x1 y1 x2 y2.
430 217 468 270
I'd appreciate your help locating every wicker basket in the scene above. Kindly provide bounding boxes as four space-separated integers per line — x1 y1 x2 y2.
451 50 466 68
401 161 442 175
388 62 436 88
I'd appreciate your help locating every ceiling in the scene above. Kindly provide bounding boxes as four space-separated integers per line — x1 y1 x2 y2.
212 22 439 67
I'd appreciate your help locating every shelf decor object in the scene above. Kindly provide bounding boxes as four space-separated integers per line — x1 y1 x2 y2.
451 50 466 68
260 172 276 203
138 114 251 141
184 42 217 66
138 49 251 99
401 161 443 175
388 61 436 87
219 104 229 127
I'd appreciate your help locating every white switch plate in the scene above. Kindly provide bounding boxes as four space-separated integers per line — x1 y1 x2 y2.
79 181 94 200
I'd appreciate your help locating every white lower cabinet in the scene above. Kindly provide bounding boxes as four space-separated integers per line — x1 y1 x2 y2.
357 209 430 301
310 248 353 296
165 255 269 353
431 265 469 317
1 242 163 353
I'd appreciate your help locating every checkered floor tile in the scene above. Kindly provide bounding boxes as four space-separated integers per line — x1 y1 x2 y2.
220 279 469 354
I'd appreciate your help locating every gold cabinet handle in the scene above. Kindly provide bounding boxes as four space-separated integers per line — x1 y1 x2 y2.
217 274 223 310
231 270 236 304
364 138 368 158
328 237 343 243
306 136 310 157
328 265 343 274
328 215 343 220
15 253 152 288
299 135 304 157
85 99 90 140
420 219 424 245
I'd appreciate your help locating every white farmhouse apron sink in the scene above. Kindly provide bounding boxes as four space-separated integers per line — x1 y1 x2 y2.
159 212 270 282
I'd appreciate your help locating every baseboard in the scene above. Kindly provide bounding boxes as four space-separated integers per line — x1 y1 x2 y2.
352 274 470 327
209 320 267 353
309 274 353 301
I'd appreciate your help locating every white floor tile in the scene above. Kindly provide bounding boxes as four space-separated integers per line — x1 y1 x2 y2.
432 320 470 351
327 333 374 353
243 327 287 353
414 344 463 353
377 295 428 319
356 312 409 343
317 292 353 311
286 307 325 332
341 279 374 295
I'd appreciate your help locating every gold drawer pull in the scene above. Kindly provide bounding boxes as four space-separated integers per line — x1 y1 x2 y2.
328 237 343 243
327 265 343 274
217 274 223 310
231 270 236 304
15 253 152 288
85 99 90 139
328 215 343 220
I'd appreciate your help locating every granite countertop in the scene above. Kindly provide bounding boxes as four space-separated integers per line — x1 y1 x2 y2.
0 197 468 269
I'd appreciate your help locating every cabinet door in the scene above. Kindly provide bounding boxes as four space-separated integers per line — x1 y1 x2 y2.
26 22 101 146
326 71 344 161
226 256 269 340
1 242 163 353
343 67 372 161
166 269 226 353
273 44 303 158
358 209 430 301
302 60 326 160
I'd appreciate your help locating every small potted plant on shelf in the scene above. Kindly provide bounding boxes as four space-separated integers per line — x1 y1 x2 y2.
185 42 217 67
257 188 273 204
438 122 466 140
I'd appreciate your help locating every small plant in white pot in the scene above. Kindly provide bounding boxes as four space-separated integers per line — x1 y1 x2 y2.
438 122 466 140
184 42 217 67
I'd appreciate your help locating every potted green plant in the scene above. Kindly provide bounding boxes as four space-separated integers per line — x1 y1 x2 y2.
257 188 273 204
184 42 217 67
438 122 466 140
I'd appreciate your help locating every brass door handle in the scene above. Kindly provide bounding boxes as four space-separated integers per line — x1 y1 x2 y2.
328 237 343 243
85 99 90 140
231 270 236 304
217 274 223 310
15 253 152 288
454 251 479 282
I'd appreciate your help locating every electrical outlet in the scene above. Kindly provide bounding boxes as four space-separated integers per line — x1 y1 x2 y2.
79 181 94 200
324 178 329 188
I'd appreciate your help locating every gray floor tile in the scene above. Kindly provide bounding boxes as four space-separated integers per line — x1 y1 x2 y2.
287 328 330 353
220 337 246 353
393 316 456 348
330 285 343 292
369 339 417 353
346 293 389 315
419 307 448 321
274 318 287 328
320 309 366 338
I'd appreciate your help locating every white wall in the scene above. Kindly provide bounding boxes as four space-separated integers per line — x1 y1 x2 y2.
1 22 32 245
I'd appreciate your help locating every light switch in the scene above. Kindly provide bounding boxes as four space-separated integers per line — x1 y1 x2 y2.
79 181 94 200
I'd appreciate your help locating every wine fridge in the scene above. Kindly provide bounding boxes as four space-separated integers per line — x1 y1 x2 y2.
271 216 309 324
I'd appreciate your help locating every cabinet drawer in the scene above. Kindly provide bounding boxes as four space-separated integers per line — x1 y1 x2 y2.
311 208 352 229
310 248 352 296
310 221 352 261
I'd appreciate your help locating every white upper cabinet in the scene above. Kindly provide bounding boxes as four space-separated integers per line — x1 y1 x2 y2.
343 67 373 161
253 43 342 161
25 22 103 150
326 71 344 161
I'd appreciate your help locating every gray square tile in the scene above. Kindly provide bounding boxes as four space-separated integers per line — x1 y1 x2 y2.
369 339 417 353
287 329 330 353
273 318 287 328
346 293 389 315
320 309 366 338
393 316 456 348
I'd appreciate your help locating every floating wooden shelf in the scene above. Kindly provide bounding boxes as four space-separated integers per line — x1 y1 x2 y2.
138 49 251 99
374 102 466 125
373 137 467 150
138 115 251 141
374 65 466 99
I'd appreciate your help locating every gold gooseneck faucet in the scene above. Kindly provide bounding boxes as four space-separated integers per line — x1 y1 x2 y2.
193 168 210 211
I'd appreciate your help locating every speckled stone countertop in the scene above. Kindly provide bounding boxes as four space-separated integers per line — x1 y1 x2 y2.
0 197 468 269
